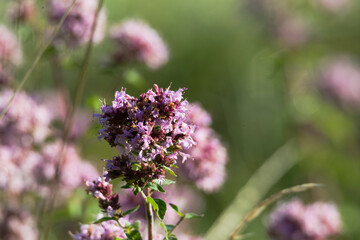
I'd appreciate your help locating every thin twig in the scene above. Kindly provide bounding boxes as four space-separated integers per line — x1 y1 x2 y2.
163 216 184 239
0 0 77 121
229 183 322 240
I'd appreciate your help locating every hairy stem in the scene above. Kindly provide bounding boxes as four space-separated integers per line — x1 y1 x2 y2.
145 188 153 240
0 0 77 121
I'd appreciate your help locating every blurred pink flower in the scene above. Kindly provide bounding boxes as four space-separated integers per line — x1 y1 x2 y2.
274 16 309 48
180 103 228 193
7 0 36 23
0 25 22 66
316 0 349 12
72 216 127 240
0 207 38 240
110 19 169 69
267 199 342 240
48 0 106 47
36 141 99 196
0 89 53 147
318 57 360 109
0 25 22 84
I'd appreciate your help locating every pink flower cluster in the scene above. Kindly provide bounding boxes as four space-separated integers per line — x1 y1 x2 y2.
47 0 106 47
110 19 169 69
267 199 342 240
318 57 360 110
0 25 22 85
180 103 228 193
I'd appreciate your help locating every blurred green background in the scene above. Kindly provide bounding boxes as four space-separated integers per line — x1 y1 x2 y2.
3 0 360 239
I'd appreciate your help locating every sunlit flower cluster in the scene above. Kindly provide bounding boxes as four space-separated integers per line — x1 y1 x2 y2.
95 84 195 185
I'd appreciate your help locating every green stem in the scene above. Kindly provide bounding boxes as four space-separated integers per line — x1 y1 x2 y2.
0 0 77 121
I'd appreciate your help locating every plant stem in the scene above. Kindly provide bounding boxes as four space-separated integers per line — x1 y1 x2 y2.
145 188 153 240
0 0 77 121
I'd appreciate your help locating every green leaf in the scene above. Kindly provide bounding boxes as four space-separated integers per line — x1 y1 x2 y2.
93 216 116 224
169 203 183 217
147 182 166 193
160 179 176 186
169 234 178 240
184 213 204 219
154 198 167 220
125 229 142 240
130 220 141 231
132 186 141 195
147 196 159 212
131 163 141 171
166 224 175 233
162 166 177 177
170 164 178 169
121 183 133 189
122 205 140 216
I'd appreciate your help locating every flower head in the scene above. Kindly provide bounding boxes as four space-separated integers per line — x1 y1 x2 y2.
47 0 106 47
267 199 341 240
110 19 168 69
95 85 195 185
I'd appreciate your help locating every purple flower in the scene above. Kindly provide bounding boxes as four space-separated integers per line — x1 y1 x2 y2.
180 103 228 193
47 0 106 47
0 206 38 240
95 85 195 185
318 57 360 109
110 19 169 69
267 199 342 240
